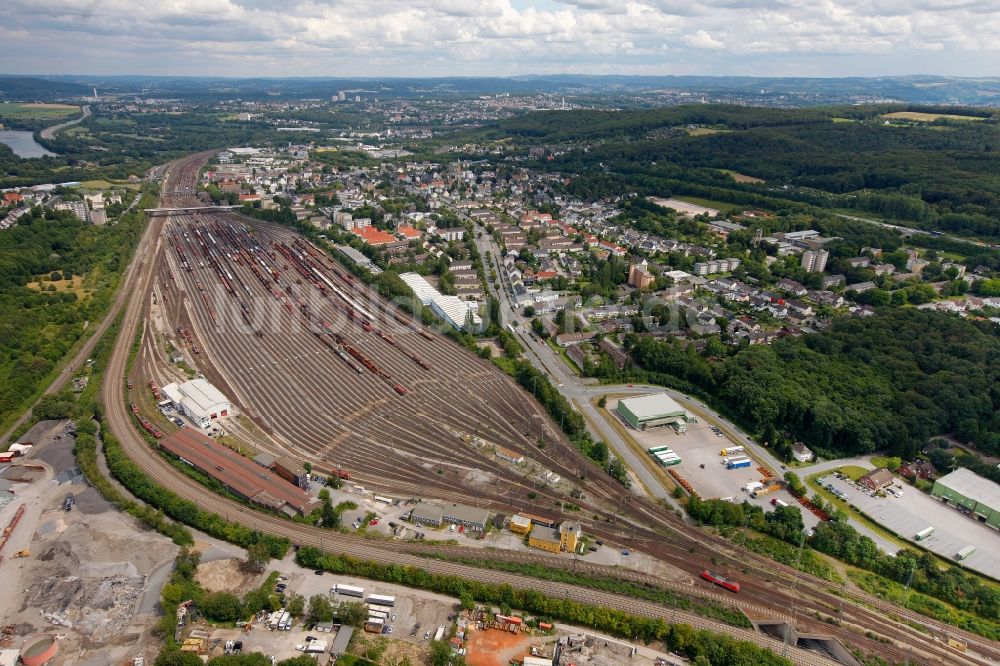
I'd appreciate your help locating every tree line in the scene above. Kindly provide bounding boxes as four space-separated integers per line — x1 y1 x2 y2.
295 546 793 666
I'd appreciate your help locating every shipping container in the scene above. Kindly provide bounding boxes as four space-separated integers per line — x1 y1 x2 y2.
647 446 671 454
368 604 393 615
434 626 446 641
335 584 365 598
366 594 395 607
915 527 935 541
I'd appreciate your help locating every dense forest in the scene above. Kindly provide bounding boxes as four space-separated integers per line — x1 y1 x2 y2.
628 309 1000 458
0 193 154 432
479 104 1000 239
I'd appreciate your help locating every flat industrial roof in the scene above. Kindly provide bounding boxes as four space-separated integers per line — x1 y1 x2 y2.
432 294 483 328
441 502 490 525
399 272 439 305
160 429 315 513
619 392 687 419
936 468 1000 509
180 378 229 411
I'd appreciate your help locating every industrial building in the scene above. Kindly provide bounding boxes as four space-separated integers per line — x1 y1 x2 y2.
409 501 490 532
399 272 483 332
161 378 230 429
158 429 318 516
272 455 308 488
495 446 525 464
528 521 581 554
617 393 690 432
409 503 445 528
509 514 532 534
442 502 491 532
932 468 1000 529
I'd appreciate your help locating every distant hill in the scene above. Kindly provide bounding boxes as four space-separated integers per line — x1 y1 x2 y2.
0 76 90 100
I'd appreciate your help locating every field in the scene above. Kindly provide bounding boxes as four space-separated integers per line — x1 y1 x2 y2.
882 111 988 122
685 126 729 136
837 465 869 481
0 102 80 119
718 169 764 184
80 179 114 189
26 273 91 299
672 195 741 213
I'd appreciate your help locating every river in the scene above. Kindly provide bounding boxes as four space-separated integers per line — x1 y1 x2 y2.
0 130 55 158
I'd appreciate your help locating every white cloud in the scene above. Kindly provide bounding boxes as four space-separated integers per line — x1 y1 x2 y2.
0 0 998 76
682 29 724 49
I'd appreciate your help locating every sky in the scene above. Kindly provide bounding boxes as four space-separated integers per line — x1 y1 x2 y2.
1 0 999 78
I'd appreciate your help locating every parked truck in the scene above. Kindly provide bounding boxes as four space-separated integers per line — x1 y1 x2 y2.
720 446 745 456
727 458 752 470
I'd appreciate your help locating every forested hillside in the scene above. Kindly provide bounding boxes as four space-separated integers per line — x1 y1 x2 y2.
0 194 153 431
481 104 1000 239
628 309 1000 459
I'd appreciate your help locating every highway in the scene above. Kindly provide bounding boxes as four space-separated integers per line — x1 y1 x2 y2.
833 212 995 250
39 104 91 140
91 158 999 666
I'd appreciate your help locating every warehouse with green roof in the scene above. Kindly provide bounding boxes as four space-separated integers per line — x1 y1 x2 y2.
931 468 1000 530
617 393 691 433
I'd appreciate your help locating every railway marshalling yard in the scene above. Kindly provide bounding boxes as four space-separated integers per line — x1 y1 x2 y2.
142 211 616 519
101 155 1000 666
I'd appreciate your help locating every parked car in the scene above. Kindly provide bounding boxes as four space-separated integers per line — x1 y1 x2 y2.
423 631 431 640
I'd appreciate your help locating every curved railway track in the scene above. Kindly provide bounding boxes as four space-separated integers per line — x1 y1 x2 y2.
102 155 997 666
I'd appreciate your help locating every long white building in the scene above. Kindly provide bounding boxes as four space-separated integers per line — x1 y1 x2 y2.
399 272 483 332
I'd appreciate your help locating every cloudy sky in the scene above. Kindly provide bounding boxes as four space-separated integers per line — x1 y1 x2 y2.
1 0 998 78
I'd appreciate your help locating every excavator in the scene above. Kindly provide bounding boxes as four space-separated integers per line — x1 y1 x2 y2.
14 549 29 558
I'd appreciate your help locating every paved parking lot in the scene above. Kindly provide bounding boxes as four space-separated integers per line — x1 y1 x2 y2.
818 474 1000 578
613 408 773 503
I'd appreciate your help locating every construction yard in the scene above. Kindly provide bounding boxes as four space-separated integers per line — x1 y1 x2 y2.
0 420 179 665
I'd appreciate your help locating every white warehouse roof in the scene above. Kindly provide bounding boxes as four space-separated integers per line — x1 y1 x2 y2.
399 272 440 305
181 378 229 413
400 272 483 331
936 468 1000 509
619 392 687 419
431 294 482 331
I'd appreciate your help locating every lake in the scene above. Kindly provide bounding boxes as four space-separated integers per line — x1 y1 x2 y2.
0 130 55 158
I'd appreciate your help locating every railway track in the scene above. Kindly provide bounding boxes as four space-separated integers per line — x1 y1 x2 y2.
102 155 997 666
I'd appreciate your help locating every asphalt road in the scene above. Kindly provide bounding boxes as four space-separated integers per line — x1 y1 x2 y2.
40 104 91 140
